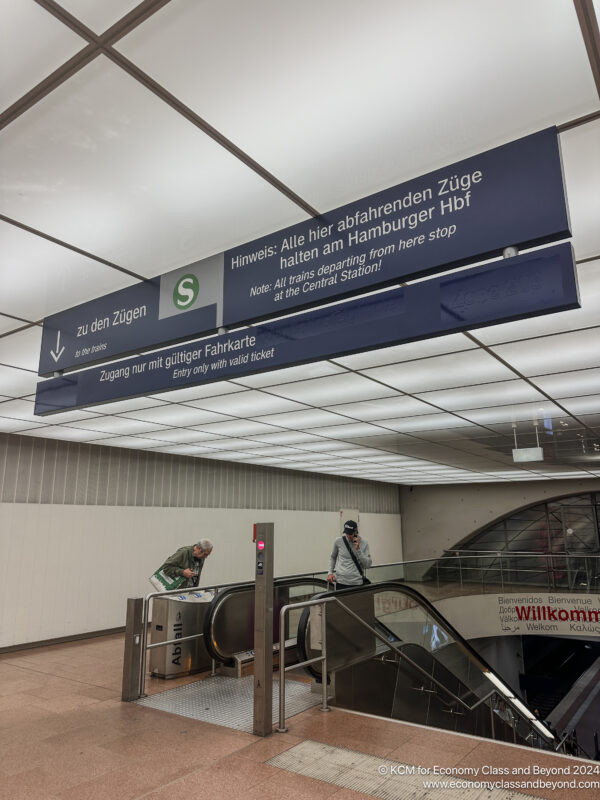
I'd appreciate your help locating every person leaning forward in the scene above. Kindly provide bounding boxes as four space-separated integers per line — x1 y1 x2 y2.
160 539 213 589
327 520 371 589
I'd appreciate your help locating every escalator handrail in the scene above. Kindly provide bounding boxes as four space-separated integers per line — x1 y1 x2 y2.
294 581 555 743
203 576 329 664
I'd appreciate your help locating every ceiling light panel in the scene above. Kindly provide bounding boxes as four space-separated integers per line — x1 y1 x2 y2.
375 414 474 433
416 380 546 411
188 390 307 417
0 417 47 433
193 438 264 451
0 56 306 276
265 373 397 406
244 431 325 445
120 405 231 426
330 395 442 421
491 329 600 376
233 361 346 388
1 0 86 113
56 0 142 34
362 349 517 393
556 397 600 415
306 422 388 438
65 416 167 435
0 222 137 322
151 382 246 403
143 428 221 444
148 444 226 456
22 425 114 442
195 419 280 437
88 397 168 415
532 368 600 398
100 435 175 449
255 409 350 429
116 0 597 210
462 401 563 425
333 333 476 370
0 397 102 426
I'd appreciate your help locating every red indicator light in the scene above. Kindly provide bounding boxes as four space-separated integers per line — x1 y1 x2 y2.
257 540 265 550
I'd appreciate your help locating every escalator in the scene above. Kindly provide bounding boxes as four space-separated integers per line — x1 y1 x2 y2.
203 575 328 674
296 582 556 750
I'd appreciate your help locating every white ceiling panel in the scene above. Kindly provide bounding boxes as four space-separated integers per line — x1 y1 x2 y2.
0 325 42 370
0 221 138 322
57 0 142 34
0 417 48 433
459 401 563 425
415 381 547 412
256 409 353 430
0 56 306 276
0 0 86 113
233 361 346 388
0 365 41 398
265 373 397 406
65 416 167 435
329 396 436 421
116 0 597 210
150 382 246 403
372 414 475 433
491 328 600 376
560 119 600 260
22 425 115 441
532 368 600 398
332 334 476 370
190 391 306 417
362 350 518 393
120 405 231 426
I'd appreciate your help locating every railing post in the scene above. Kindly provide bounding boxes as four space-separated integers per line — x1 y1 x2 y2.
122 597 144 701
320 600 330 713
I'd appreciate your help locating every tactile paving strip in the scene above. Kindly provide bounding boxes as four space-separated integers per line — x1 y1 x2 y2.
268 740 542 800
136 674 321 732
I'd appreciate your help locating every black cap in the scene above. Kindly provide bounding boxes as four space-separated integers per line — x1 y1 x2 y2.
343 520 358 534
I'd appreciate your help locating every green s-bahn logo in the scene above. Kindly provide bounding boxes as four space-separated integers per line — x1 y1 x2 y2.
173 274 199 310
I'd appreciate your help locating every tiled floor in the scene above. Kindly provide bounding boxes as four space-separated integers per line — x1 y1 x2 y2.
0 633 597 800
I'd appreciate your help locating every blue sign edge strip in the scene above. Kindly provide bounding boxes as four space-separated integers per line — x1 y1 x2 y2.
37 127 570 378
34 243 578 416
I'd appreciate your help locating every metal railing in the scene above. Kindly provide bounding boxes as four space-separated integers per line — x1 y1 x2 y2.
365 553 600 597
276 590 556 747
137 568 330 698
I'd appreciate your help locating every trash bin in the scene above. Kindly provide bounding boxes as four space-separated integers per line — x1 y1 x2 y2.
149 591 213 678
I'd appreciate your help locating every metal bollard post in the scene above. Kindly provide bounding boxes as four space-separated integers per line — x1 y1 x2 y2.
122 597 144 701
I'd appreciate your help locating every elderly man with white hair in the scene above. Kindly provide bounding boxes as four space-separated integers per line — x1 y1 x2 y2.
159 539 214 589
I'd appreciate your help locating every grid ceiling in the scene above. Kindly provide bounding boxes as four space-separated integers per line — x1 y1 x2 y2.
1 0 599 486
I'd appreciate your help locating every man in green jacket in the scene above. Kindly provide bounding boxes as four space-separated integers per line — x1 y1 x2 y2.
161 539 214 589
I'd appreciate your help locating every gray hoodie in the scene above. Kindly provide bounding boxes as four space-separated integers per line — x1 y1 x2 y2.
329 535 372 585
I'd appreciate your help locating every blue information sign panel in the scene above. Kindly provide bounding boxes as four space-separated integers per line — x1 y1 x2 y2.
38 128 569 378
222 128 570 325
38 254 224 377
34 244 577 415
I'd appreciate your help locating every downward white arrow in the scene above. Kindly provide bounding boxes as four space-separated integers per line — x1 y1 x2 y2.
50 330 65 362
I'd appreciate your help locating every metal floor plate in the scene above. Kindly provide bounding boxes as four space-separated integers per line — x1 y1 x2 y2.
136 675 320 732
268 740 542 800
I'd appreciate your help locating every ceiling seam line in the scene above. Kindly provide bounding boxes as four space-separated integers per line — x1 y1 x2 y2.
572 0 600 100
0 0 174 130
557 108 600 132
0 215 147 282
100 46 321 218
0 45 99 131
462 331 598 437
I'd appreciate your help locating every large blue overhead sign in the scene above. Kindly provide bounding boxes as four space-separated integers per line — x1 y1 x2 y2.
222 127 570 324
34 244 578 415
38 128 570 377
